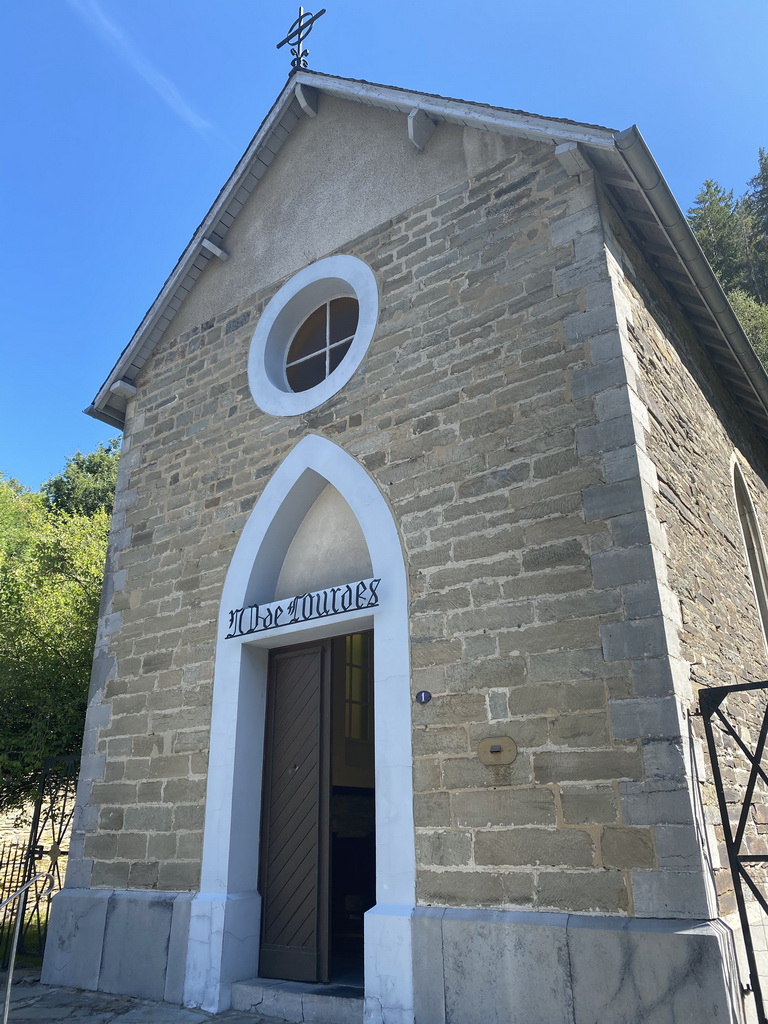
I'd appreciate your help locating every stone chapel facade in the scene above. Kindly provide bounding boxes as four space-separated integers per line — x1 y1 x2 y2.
42 72 768 1024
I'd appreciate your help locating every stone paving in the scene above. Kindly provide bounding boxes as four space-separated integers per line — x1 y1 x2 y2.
1 970 338 1024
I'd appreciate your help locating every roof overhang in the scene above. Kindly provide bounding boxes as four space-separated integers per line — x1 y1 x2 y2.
86 72 768 445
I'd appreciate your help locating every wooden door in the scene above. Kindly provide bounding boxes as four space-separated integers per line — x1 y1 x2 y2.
259 643 331 983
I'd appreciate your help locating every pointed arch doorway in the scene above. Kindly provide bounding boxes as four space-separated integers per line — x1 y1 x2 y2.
183 436 415 1023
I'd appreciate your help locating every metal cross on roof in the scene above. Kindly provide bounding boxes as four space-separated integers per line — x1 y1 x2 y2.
276 6 326 73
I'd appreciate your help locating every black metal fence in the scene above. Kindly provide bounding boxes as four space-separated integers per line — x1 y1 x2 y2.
0 756 78 967
700 680 768 1024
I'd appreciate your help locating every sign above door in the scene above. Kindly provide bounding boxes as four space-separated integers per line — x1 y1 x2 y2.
226 577 381 639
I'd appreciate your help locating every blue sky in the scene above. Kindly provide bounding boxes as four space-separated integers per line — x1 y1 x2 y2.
2 0 766 489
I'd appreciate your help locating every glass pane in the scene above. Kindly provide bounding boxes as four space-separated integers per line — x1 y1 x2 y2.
347 703 368 741
286 352 325 392
329 340 352 375
329 297 359 344
344 633 372 741
348 667 365 703
287 304 327 363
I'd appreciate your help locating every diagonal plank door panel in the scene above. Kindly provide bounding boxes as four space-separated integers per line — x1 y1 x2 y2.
259 644 330 983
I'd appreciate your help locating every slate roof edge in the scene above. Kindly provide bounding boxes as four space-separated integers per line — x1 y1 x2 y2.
85 72 768 441
85 73 303 426
614 125 768 414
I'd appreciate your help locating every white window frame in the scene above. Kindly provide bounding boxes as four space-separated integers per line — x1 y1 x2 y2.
248 255 379 416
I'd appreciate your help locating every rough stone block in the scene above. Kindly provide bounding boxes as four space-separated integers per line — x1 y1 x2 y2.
173 804 205 831
123 804 173 831
418 868 533 907
506 616 603 656
475 827 594 867
640 737 688 781
416 693 487 726
452 787 556 827
414 792 452 828
414 758 441 793
415 830 472 867
560 785 617 824
83 834 118 860
128 861 159 888
629 657 676 698
620 781 694 826
412 725 468 757
508 679 606 716
631 869 713 920
550 710 609 747
590 545 656 589
576 414 636 457
116 832 148 859
90 859 130 889
534 748 642 784
158 860 199 890
600 617 670 662
487 688 509 721
600 826 655 868
610 696 682 739
536 869 627 912
582 477 646 522
655 824 706 870
550 206 602 247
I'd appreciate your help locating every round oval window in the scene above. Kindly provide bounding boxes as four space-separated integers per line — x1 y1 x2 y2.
248 255 378 416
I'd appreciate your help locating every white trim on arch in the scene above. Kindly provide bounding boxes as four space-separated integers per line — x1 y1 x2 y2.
182 434 415 1022
733 458 768 653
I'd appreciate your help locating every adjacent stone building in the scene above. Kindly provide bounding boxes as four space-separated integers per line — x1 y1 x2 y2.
43 71 768 1023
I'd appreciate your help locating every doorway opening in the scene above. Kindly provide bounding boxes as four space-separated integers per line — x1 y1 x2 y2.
258 631 375 987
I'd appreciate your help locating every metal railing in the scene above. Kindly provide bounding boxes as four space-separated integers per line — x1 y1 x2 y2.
0 873 53 1024
700 680 768 1024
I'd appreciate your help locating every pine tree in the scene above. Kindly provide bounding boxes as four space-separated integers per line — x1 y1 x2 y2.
688 181 744 292
687 151 768 362
744 148 768 302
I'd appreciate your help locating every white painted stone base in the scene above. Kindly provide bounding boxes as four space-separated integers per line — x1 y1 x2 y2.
42 890 412 1021
42 888 193 1003
182 890 262 1012
232 977 363 1024
412 907 749 1024
364 904 414 1024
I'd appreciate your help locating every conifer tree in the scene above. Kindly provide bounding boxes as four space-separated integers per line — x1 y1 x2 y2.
687 150 768 361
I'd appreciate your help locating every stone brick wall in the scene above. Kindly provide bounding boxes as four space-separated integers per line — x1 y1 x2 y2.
0 808 30 849
70 140 669 917
601 189 768 981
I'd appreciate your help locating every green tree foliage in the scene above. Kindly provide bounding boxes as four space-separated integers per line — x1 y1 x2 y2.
42 437 120 517
729 289 768 365
687 150 768 358
0 444 117 811
744 148 768 302
688 181 744 292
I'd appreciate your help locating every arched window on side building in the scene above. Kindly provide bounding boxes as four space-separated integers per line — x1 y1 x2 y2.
734 462 768 647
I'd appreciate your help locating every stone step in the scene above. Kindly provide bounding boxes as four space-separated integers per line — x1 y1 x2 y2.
230 978 364 1024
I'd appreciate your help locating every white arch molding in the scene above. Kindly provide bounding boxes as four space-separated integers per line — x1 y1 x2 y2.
183 434 416 1023
733 458 768 651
